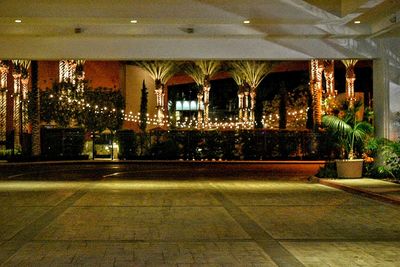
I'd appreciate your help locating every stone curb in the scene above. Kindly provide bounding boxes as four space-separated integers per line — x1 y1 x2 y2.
0 160 326 166
316 177 400 206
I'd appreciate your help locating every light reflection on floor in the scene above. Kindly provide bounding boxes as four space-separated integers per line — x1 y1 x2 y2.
0 178 399 266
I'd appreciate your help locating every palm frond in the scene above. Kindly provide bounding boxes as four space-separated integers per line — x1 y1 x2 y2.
195 60 220 78
353 121 374 141
12 60 30 70
0 60 7 68
12 60 31 78
322 115 352 137
230 71 245 86
76 60 86 65
20 60 31 70
231 60 273 89
228 62 246 86
135 61 178 84
183 63 204 86
323 114 374 159
341 59 358 68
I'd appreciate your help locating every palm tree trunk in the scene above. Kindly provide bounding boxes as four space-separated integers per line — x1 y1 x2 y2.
244 92 249 123
0 90 6 151
0 65 8 151
155 80 164 123
324 60 335 97
342 60 358 106
21 78 29 133
31 61 41 156
197 91 203 127
13 73 22 152
249 89 256 126
310 59 323 129
203 85 210 126
238 92 244 123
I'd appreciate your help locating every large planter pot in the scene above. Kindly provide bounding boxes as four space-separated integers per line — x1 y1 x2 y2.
335 159 363 178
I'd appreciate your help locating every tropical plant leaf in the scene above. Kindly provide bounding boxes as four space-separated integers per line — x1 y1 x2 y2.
230 60 273 90
322 110 374 159
322 115 352 137
353 121 374 142
183 63 204 86
135 61 178 84
195 60 220 78
228 62 246 86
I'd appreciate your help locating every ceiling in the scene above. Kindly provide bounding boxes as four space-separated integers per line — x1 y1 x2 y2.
0 0 399 60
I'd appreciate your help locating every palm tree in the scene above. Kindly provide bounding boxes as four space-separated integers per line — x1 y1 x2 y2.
20 60 31 134
322 103 373 160
31 61 41 157
11 60 23 152
231 61 273 127
0 61 9 151
194 60 220 126
135 61 178 124
323 60 335 97
229 65 248 124
11 60 31 153
75 60 86 94
183 63 205 126
341 59 358 103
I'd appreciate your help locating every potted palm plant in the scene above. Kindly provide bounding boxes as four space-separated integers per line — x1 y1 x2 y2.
322 102 374 178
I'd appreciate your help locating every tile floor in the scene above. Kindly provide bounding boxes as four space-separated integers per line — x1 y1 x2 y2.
0 179 399 266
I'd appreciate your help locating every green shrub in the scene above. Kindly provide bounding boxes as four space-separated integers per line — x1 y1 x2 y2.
371 139 400 179
116 130 138 159
316 161 337 178
149 139 179 160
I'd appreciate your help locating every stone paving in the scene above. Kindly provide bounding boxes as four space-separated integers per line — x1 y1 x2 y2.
320 178 400 203
0 179 399 266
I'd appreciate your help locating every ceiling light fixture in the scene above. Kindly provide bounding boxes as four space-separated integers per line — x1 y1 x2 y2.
15 19 22 23
243 20 250 24
130 19 138 24
354 20 361 24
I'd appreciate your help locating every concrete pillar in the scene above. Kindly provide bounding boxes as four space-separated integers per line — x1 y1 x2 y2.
373 42 391 139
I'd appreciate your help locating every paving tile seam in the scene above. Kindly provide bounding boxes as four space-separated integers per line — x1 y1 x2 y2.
70 205 223 207
211 191 305 267
236 204 378 207
275 239 400 242
0 205 57 208
0 189 87 265
29 239 257 243
28 238 400 243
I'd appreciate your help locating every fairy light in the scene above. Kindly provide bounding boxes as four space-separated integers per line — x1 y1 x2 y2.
120 110 266 130
262 107 309 129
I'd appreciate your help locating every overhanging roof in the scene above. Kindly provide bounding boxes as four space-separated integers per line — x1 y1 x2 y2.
0 0 399 60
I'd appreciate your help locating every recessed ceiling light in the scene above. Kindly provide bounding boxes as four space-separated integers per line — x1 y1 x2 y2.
354 20 361 24
15 19 22 23
130 19 138 24
243 20 250 24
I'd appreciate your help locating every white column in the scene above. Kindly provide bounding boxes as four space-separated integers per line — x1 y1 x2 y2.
373 41 390 139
